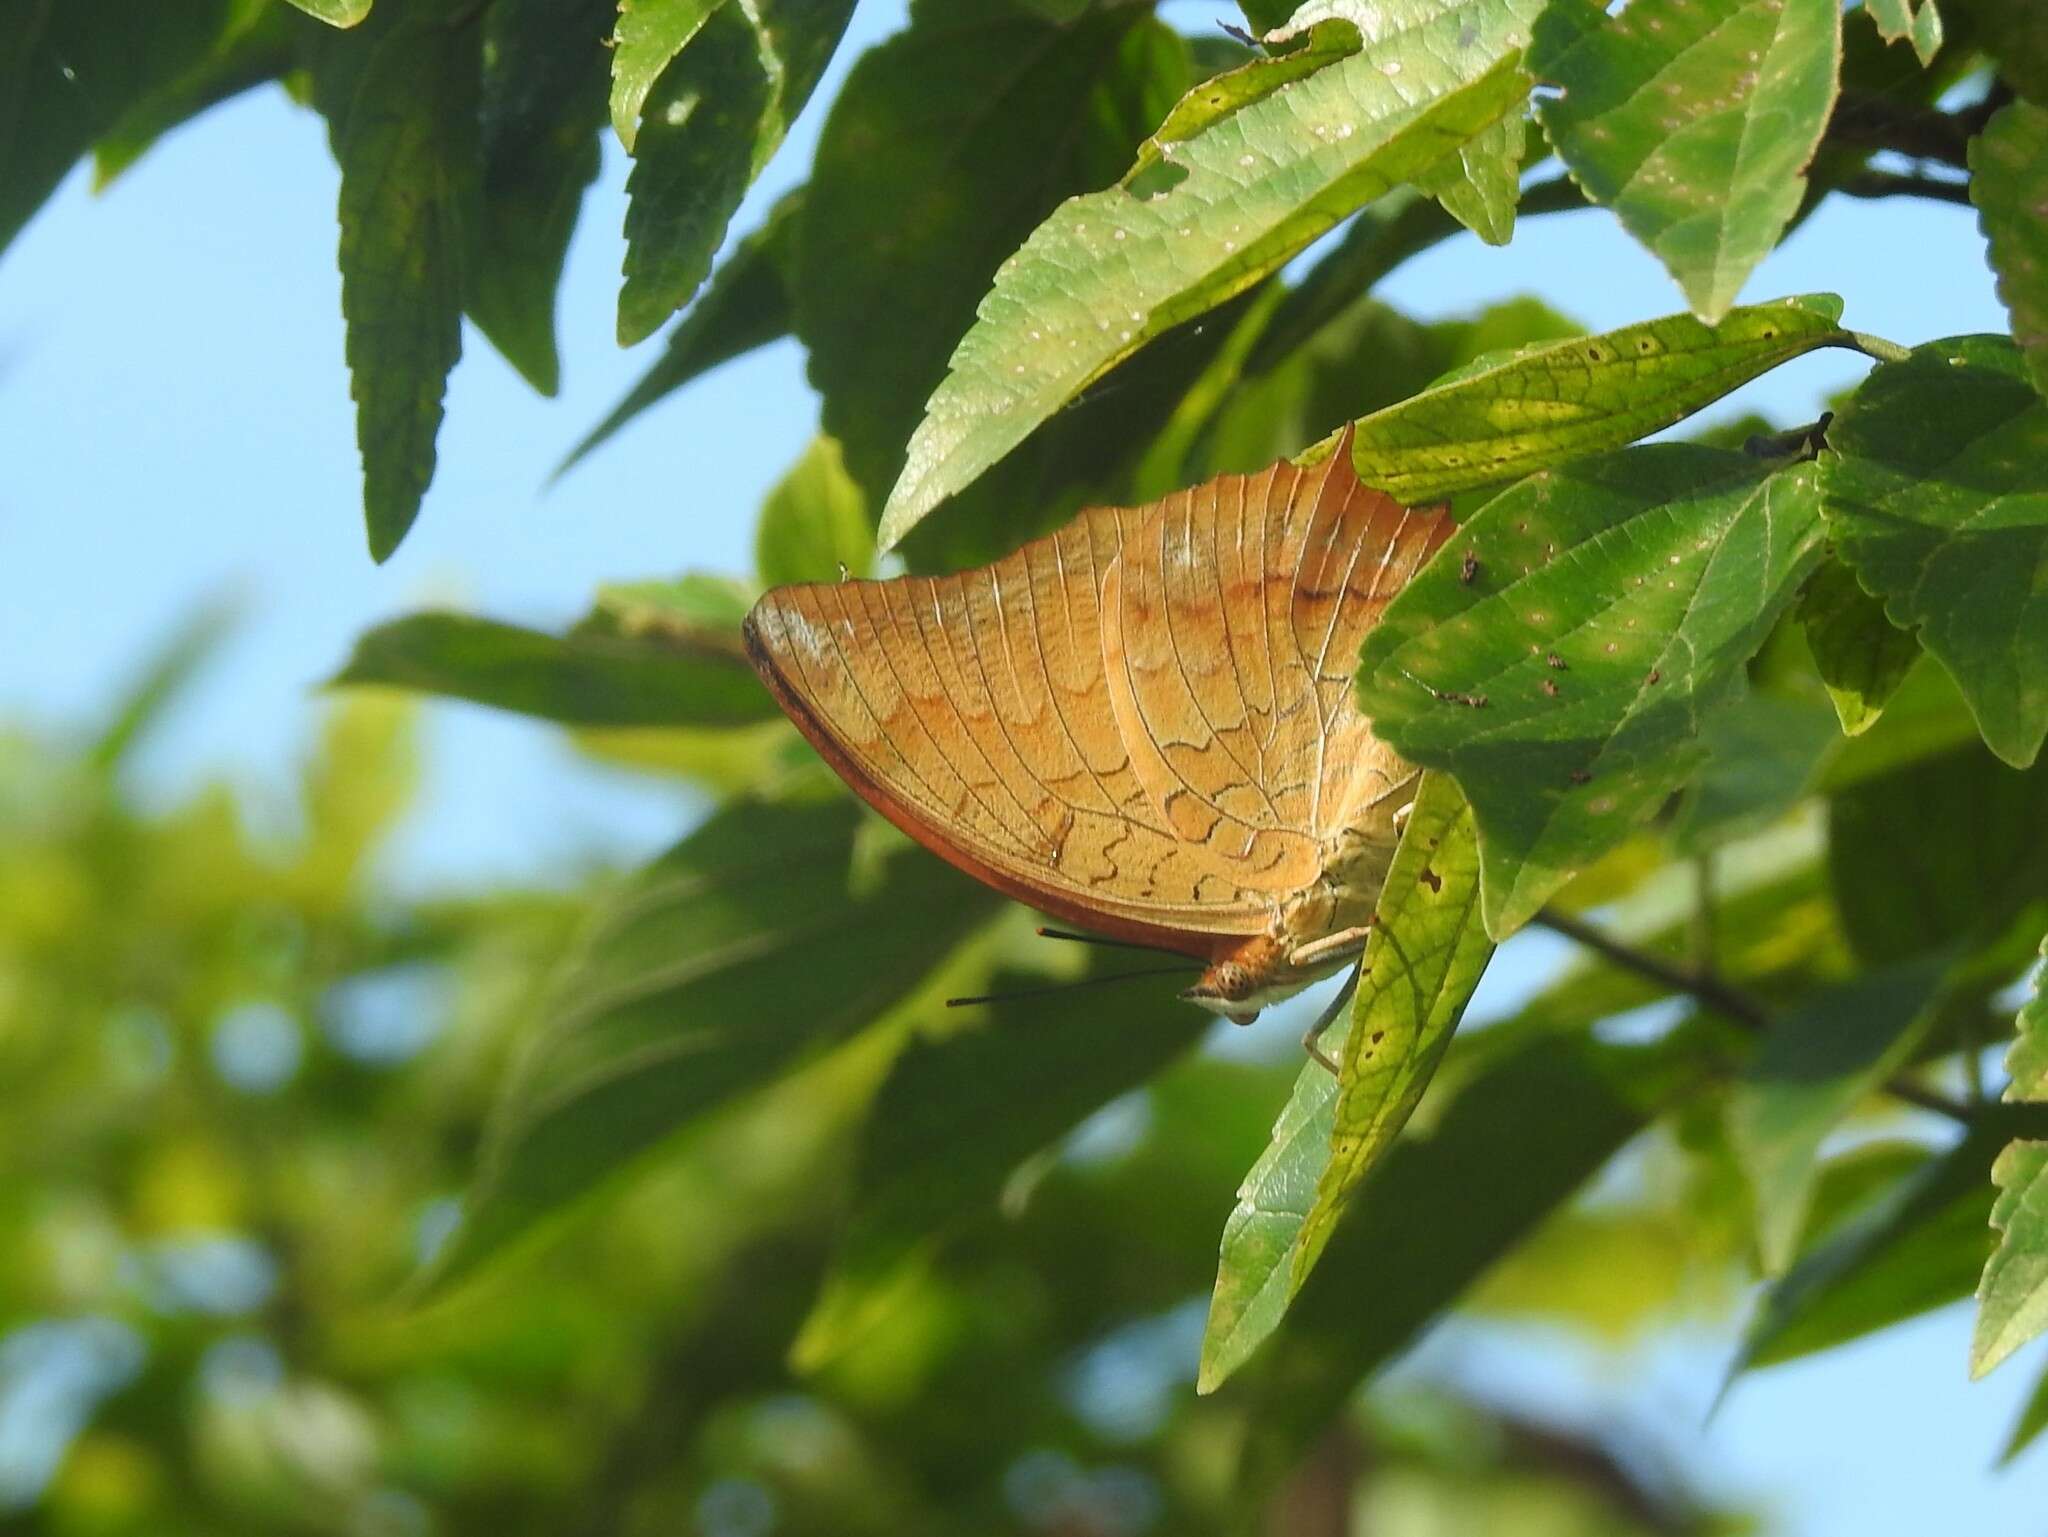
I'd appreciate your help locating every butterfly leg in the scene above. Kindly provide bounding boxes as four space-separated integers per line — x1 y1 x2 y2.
1286 924 1373 973
1302 962 1362 1076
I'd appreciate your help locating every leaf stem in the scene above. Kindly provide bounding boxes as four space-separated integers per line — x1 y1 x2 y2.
1846 330 1913 365
1533 907 1977 1125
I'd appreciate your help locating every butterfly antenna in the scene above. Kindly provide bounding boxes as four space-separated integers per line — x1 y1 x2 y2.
946 962 1201 1010
1035 925 1195 960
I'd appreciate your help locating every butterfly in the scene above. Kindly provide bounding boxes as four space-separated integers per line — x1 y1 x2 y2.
742 435 1451 1026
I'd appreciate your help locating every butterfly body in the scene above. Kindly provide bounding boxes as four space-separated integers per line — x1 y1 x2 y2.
743 438 1450 1022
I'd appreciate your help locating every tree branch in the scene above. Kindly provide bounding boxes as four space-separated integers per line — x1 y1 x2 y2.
1835 168 1975 207
1533 908 1977 1125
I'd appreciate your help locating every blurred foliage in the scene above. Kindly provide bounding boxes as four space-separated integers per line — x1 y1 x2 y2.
0 635 1762 1536
11 0 2048 1528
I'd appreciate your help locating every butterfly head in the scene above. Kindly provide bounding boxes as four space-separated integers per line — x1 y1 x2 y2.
1181 937 1308 1027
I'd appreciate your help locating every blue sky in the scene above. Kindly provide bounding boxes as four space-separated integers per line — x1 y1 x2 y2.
1 2 2042 1529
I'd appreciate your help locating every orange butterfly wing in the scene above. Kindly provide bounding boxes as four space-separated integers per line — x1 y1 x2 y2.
743 446 1452 960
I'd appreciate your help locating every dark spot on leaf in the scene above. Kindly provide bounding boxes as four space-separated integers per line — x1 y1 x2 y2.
1646 668 1661 684
1570 768 1592 785
1418 868 1441 892
1542 678 1560 697
1547 652 1567 670
1370 1029 1386 1044
1461 550 1481 583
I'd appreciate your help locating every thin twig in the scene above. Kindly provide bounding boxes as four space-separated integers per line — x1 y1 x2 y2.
1535 907 1770 1030
1836 169 1975 207
1533 908 1977 1125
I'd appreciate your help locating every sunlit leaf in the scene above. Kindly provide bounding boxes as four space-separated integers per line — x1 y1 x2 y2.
1826 746 2048 971
1413 110 1522 245
1205 292 1581 480
1726 957 1948 1273
1533 0 1841 321
798 2 1190 511
1823 336 2048 769
756 437 872 588
617 0 851 344
284 0 371 25
795 955 1202 1369
1340 298 1853 503
1974 1139 2048 1376
337 4 482 560
427 796 1003 1290
334 609 776 728
1970 102 2048 400
608 0 718 150
466 0 611 395
877 1 1546 548
558 191 801 476
1737 1119 2007 1370
1866 0 1943 65
1357 447 1827 938
1200 775 1489 1390
1798 557 1921 736
1302 777 1493 1273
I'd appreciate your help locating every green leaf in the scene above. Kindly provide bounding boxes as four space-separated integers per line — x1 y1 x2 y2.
1202 293 1582 482
1985 4 2048 104
590 570 756 633
1737 1119 2008 1370
617 0 852 345
2003 1360 2048 1464
1200 774 1490 1390
284 0 371 25
609 0 720 150
1200 1045 1344 1394
1818 656 1983 791
1412 110 1523 246
93 0 293 188
558 191 801 477
795 956 1202 1369
334 608 777 728
1823 336 2048 768
1302 778 1494 1272
1227 1029 1705 1498
337 7 482 561
1798 557 1921 736
466 0 612 395
1726 957 1949 1273
1865 0 1943 63
798 2 1190 512
1971 102 2048 401
1669 689 1840 852
1339 298 1853 503
1 0 240 256
425 796 1003 1290
755 437 872 588
1533 0 1841 321
1974 1139 2048 1376
876 1 1546 549
1129 20 1358 178
1827 746 2048 971
2010 936 2048 1105
1356 447 1827 938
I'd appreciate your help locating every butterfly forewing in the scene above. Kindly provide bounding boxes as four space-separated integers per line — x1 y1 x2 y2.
743 444 1452 959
